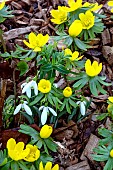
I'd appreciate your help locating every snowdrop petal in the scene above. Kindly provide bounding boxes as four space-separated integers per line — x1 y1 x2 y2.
14 104 22 115
22 83 29 93
76 101 80 105
48 107 57 116
39 106 45 111
41 107 48 125
23 104 32 116
80 102 86 116
21 82 27 89
83 101 86 105
26 87 31 98
32 81 38 95
24 101 28 104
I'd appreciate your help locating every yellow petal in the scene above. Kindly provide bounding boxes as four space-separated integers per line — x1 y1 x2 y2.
0 1 5 10
39 161 44 170
37 34 49 47
29 32 37 47
45 162 52 170
15 142 24 152
52 164 59 170
108 97 113 103
111 8 113 12
69 20 83 37
65 48 72 56
108 1 113 6
34 47 41 52
7 138 16 150
23 40 34 49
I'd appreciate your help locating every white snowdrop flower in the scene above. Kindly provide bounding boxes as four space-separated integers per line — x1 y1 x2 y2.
76 101 86 116
14 101 32 116
39 106 57 125
21 80 38 98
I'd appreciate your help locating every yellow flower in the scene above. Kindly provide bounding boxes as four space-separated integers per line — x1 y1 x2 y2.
85 59 102 77
7 138 30 161
107 104 112 113
40 125 53 138
50 6 67 24
108 1 113 12
69 20 83 37
23 32 49 52
108 96 113 103
83 2 102 11
61 0 82 12
65 48 83 61
38 79 51 93
39 161 59 170
0 1 5 10
63 87 72 97
110 149 113 157
24 144 40 162
79 10 95 30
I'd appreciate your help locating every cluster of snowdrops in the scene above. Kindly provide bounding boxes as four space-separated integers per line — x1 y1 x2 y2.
1 0 113 170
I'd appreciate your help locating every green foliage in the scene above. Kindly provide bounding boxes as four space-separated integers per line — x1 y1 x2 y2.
19 124 58 155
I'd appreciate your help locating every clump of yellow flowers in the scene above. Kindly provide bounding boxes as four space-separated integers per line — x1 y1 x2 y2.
7 138 40 162
23 32 49 52
85 59 102 77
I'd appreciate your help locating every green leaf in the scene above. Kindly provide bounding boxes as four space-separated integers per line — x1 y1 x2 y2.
18 161 29 170
17 61 28 76
66 101 71 114
74 38 89 51
36 140 43 149
19 124 38 136
69 98 77 108
89 79 98 96
11 161 19 170
96 113 108 121
30 165 36 170
54 65 70 74
29 93 44 106
98 77 112 86
41 63 52 72
95 80 107 95
44 138 57 152
43 142 49 155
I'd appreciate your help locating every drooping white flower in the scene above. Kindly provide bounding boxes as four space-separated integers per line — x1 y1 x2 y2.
76 101 86 116
14 101 32 116
39 106 57 125
21 80 38 98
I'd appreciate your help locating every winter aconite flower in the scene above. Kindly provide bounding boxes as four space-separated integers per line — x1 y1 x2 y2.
39 161 59 170
24 144 40 162
63 87 72 97
50 7 67 24
23 32 49 52
79 10 95 30
14 101 32 116
108 97 113 103
110 149 113 157
69 20 83 37
65 48 83 61
61 0 82 12
83 2 102 11
108 1 113 12
0 1 5 10
7 138 30 161
39 106 57 125
38 79 51 93
40 125 53 138
21 80 38 98
85 59 102 77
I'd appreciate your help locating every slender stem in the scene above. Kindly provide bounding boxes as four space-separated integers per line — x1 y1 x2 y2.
13 68 16 108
